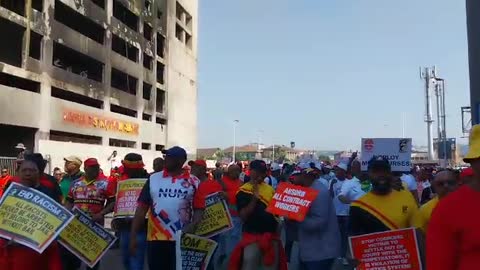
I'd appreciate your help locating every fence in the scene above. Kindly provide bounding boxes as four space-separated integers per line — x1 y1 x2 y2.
0 157 17 175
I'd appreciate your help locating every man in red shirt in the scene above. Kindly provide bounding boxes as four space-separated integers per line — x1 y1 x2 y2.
427 124 480 270
0 167 12 198
65 158 116 270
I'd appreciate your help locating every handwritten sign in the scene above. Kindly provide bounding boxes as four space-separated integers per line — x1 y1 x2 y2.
63 109 139 135
177 233 218 270
0 183 74 253
59 208 117 268
266 182 319 221
114 179 147 219
194 192 233 238
349 228 422 270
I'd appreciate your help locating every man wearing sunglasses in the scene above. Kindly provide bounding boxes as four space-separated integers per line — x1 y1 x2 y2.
412 169 458 233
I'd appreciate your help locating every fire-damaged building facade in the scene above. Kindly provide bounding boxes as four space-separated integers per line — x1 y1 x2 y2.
0 0 198 170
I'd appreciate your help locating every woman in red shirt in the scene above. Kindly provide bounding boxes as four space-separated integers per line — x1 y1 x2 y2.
427 125 480 270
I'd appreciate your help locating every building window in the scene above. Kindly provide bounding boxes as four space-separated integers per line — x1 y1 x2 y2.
142 113 152 121
157 34 165 58
51 87 103 109
156 62 165 84
110 104 137 118
32 0 43 12
143 53 152 70
50 130 102 145
109 138 136 148
142 143 151 150
0 17 25 67
0 72 40 93
144 22 152 41
175 1 193 49
143 82 152 100
156 88 166 113
111 68 137 95
53 42 104 82
29 31 42 60
155 144 165 152
1 0 25 16
91 0 105 9
113 0 139 32
112 34 138 62
156 117 167 125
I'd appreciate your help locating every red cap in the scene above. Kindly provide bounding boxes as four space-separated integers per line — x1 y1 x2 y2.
460 167 474 178
188 160 207 168
84 158 99 167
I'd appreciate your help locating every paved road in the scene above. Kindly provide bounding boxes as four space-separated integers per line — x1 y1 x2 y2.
80 248 147 270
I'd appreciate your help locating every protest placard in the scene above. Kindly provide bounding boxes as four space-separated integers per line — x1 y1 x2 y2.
177 233 218 270
0 183 74 253
266 182 319 221
59 208 117 268
194 192 233 237
361 138 412 172
349 228 423 270
114 178 147 218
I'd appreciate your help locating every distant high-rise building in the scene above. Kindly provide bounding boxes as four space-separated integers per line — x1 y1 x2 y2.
0 0 198 170
467 0 480 125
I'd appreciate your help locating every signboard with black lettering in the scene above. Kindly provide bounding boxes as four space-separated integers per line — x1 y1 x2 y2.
194 192 233 238
0 183 74 253
177 233 217 270
361 138 412 172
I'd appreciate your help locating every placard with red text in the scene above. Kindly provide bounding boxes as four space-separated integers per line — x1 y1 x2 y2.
266 182 319 221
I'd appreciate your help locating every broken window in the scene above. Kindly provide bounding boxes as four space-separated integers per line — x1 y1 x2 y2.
156 117 167 125
144 23 152 41
51 130 102 145
0 72 40 93
143 53 152 70
110 104 137 118
142 143 151 150
113 0 139 32
156 34 165 58
109 138 136 148
52 42 104 82
0 17 25 67
54 0 105 44
156 88 165 113
175 24 183 42
155 144 165 152
111 68 137 95
156 62 165 84
29 31 42 60
91 0 105 9
51 87 103 109
112 34 138 62
143 82 152 100
176 1 192 29
0 0 25 16
142 113 152 121
32 0 43 12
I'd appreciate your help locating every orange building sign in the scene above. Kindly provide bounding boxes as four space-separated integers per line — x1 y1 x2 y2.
63 109 139 135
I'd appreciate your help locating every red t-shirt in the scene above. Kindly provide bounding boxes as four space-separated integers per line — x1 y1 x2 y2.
193 179 223 209
66 177 115 219
427 185 480 270
221 176 242 216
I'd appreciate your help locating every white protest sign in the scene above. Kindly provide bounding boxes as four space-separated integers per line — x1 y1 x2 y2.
361 138 412 172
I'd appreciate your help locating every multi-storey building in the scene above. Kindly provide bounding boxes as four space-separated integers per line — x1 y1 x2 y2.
467 0 480 125
0 0 198 171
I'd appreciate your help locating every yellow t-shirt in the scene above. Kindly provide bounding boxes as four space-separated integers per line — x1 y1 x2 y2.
411 196 439 233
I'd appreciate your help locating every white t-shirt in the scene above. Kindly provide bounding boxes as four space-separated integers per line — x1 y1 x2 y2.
401 173 417 191
110 157 122 170
317 177 329 188
330 179 350 216
339 177 365 202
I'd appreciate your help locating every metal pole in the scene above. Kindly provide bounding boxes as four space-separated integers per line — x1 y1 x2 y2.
440 80 448 166
421 67 435 160
233 120 239 162
435 82 442 160
272 144 275 162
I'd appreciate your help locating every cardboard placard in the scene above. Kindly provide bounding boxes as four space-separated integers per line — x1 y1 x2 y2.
266 182 319 221
194 192 233 238
0 183 74 253
349 228 422 270
59 208 117 267
361 138 412 172
177 233 218 270
114 178 147 218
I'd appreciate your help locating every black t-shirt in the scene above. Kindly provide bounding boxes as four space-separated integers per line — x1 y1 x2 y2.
236 191 278 234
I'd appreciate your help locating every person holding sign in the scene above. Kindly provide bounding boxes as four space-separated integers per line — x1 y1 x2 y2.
65 158 116 270
0 159 63 270
229 160 287 270
294 168 341 270
349 157 418 236
113 153 149 270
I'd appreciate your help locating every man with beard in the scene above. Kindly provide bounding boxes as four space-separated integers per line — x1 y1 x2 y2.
349 157 418 236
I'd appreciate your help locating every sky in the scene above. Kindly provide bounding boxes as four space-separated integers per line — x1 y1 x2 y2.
197 0 470 151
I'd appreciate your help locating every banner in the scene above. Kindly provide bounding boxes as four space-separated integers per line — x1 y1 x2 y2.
349 228 422 270
194 192 233 237
177 233 218 270
361 138 412 172
266 182 319 221
59 208 117 268
114 178 147 218
0 183 73 253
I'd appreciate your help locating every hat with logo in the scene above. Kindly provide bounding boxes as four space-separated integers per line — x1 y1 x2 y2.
84 158 100 167
164 146 187 159
464 125 480 163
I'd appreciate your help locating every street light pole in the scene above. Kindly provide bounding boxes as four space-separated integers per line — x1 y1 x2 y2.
233 120 239 162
